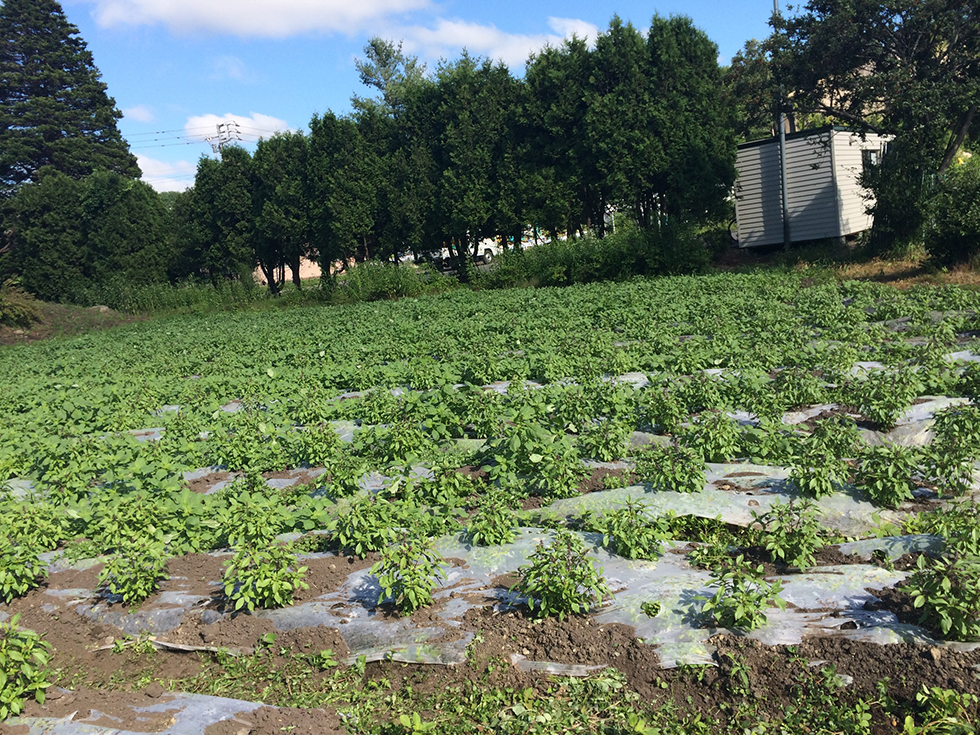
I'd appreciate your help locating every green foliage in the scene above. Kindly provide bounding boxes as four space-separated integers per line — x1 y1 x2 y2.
906 554 980 642
0 614 52 720
514 529 610 620
577 418 632 462
848 369 920 430
911 501 980 557
335 495 399 557
679 410 742 463
753 499 824 571
856 444 920 508
633 444 705 494
932 403 980 461
0 0 139 195
371 534 445 614
0 538 47 603
788 444 848 499
98 539 169 606
904 685 979 734
466 492 517 546
698 554 786 631
593 499 669 560
0 280 41 328
926 155 980 265
222 543 309 612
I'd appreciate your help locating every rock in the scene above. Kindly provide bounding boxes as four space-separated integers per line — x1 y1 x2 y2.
90 305 111 313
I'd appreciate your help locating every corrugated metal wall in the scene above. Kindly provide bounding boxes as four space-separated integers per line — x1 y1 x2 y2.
734 128 892 248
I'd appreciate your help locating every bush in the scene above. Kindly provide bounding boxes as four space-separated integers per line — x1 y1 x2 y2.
856 444 920 508
0 280 42 328
474 219 708 290
466 492 517 546
925 154 980 266
0 615 52 719
514 529 610 620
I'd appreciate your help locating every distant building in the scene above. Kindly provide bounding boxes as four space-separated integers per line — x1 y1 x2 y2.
734 126 893 248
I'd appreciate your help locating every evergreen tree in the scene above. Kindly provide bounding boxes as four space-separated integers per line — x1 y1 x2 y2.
0 0 139 197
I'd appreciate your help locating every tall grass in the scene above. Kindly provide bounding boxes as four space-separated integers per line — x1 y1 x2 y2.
75 261 459 315
475 220 711 290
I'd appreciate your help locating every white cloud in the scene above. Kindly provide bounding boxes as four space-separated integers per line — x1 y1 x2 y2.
136 154 196 192
184 112 293 142
398 16 599 69
85 0 431 37
122 104 155 122
211 55 247 81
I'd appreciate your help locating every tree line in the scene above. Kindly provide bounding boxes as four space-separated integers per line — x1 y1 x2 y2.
1 0 977 305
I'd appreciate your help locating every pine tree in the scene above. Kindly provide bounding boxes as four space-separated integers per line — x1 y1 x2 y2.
0 0 139 197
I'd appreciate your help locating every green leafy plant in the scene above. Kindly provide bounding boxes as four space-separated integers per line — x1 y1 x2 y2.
514 529 610 620
856 444 920 508
466 492 517 546
753 499 824 571
698 554 786 631
335 495 399 558
788 444 848 498
905 554 980 641
594 499 669 560
371 533 445 614
903 685 979 734
0 615 52 719
679 410 743 463
0 539 47 604
222 543 309 612
0 279 42 329
848 369 920 430
577 418 633 462
98 539 169 606
633 444 705 494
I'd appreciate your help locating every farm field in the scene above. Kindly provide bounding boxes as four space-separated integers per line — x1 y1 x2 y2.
2 271 980 734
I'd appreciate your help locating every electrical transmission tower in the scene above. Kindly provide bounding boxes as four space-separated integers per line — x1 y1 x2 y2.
205 121 242 155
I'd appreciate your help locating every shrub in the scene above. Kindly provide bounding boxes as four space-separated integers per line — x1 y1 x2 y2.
633 444 706 494
0 280 42 328
699 554 786 631
847 369 920 430
371 534 445 614
925 154 980 265
788 444 848 498
906 554 980 641
514 529 610 620
98 539 169 606
222 543 309 612
0 615 52 719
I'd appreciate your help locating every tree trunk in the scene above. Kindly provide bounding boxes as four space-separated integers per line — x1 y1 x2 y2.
260 261 280 296
939 105 977 176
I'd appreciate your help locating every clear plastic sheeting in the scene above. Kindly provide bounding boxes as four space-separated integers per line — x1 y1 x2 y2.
546 465 904 537
7 691 271 735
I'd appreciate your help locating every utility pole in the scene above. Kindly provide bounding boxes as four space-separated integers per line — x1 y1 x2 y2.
205 121 242 156
774 0 792 252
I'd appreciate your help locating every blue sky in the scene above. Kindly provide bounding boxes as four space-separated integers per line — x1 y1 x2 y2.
59 0 782 191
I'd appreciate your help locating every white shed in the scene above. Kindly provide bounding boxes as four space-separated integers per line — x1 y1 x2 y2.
733 126 892 248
